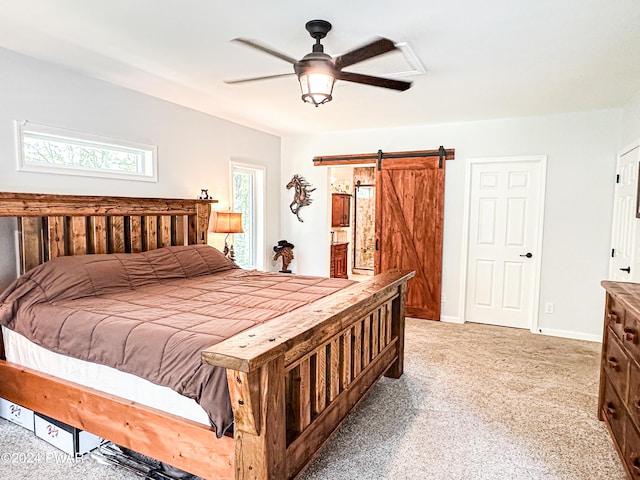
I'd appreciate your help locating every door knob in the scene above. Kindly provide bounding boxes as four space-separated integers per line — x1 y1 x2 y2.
519 253 533 258
620 266 631 273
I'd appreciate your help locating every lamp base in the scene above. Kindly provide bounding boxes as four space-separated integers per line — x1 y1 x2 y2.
223 241 236 263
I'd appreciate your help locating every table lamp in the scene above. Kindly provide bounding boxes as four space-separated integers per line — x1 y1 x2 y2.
210 211 243 261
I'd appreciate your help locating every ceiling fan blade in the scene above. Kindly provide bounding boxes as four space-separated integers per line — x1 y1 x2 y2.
232 38 298 65
224 72 296 84
334 37 398 69
335 71 412 91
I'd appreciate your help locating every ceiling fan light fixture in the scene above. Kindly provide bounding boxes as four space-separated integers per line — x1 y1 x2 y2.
295 53 335 107
298 71 334 106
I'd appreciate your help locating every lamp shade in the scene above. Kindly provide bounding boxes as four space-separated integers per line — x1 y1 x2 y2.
210 212 244 234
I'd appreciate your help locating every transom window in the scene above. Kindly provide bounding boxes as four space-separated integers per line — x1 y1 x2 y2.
16 121 157 182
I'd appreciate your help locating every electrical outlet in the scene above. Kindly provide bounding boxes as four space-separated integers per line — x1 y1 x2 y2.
544 302 554 314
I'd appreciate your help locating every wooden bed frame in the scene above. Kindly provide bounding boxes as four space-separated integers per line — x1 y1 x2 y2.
0 192 414 480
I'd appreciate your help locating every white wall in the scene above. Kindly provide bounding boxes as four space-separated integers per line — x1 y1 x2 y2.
621 89 640 147
0 48 281 288
282 109 621 341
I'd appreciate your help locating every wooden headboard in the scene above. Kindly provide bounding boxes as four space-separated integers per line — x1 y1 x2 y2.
0 192 218 274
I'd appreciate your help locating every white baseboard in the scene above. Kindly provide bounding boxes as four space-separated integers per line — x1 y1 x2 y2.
440 315 463 324
536 328 602 343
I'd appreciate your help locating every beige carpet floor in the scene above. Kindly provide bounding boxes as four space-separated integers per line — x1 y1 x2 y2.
0 319 626 479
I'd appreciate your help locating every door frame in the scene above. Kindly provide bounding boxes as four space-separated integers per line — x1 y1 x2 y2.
459 155 547 333
608 139 640 280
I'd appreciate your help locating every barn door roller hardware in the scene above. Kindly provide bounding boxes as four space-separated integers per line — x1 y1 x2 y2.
313 146 455 169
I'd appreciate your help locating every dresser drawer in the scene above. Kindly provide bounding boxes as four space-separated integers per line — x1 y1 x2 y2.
625 311 640 365
626 418 640 478
605 332 630 400
603 376 627 447
608 294 627 341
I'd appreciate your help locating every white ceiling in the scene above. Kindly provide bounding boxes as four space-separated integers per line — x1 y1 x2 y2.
1 0 639 136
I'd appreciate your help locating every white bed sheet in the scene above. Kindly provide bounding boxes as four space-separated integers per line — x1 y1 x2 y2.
2 326 211 426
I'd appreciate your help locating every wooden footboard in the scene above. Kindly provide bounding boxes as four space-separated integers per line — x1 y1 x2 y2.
0 270 412 480
203 270 414 479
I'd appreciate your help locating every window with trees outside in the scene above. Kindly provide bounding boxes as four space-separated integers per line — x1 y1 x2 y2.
16 121 157 181
232 163 265 270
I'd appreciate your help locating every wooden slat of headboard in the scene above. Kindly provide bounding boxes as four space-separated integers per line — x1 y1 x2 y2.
173 215 186 246
196 203 210 244
187 214 198 245
130 216 143 253
90 217 108 254
19 218 43 274
108 217 125 253
159 215 171 248
143 216 158 250
67 217 88 255
48 216 65 259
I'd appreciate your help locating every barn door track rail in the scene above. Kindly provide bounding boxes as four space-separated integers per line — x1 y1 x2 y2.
312 146 455 169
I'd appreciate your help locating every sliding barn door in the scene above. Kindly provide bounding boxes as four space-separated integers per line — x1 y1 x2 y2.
375 155 445 320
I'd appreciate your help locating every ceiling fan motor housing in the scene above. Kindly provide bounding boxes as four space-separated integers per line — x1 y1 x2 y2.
305 20 332 40
294 52 335 77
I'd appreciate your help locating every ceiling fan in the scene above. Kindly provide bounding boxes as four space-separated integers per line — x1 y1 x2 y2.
225 19 412 107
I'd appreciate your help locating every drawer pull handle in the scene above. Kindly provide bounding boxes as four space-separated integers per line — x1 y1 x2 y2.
625 328 637 342
607 358 620 371
606 403 617 418
608 313 620 324
636 400 640 410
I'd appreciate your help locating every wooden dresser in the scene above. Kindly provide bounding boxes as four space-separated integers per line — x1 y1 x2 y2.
600 281 640 479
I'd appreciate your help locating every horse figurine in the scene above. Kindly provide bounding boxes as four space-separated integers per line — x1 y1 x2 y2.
286 174 316 222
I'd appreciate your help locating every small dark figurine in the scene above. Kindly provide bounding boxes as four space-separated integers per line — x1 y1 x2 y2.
273 240 295 273
198 189 210 200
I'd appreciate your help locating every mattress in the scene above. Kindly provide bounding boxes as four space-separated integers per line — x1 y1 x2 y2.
2 325 211 425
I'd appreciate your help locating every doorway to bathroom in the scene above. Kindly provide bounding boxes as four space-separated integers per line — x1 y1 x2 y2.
329 166 376 280
353 169 376 273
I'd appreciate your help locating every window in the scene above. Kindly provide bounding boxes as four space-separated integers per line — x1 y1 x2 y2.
232 163 265 270
16 121 157 181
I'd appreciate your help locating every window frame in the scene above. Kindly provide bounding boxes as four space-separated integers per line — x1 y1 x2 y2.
231 162 265 270
15 121 158 182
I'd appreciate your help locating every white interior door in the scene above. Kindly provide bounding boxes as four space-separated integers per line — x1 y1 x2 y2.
464 157 546 329
610 144 640 281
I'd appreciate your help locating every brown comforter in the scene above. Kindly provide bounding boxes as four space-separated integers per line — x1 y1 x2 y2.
0 245 353 436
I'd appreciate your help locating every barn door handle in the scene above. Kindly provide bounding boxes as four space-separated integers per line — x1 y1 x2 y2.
375 239 379 251
620 266 631 273
519 253 533 258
